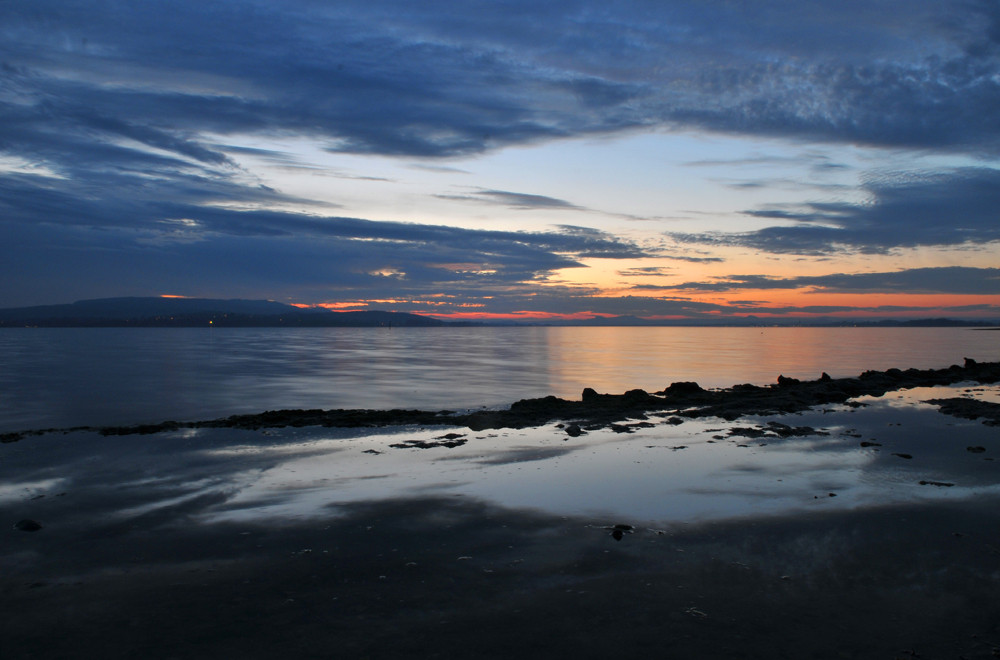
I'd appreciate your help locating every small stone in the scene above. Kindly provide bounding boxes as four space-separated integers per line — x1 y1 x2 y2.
967 446 987 453
13 519 42 532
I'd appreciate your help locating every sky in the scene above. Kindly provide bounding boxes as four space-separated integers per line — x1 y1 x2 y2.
2 0 1000 321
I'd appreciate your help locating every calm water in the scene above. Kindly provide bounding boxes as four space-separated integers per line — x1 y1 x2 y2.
0 326 997 432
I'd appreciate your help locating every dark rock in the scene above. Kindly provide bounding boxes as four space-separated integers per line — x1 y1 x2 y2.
623 389 656 405
967 446 987 453
510 395 570 413
610 523 634 540
389 435 468 449
1 431 25 443
892 453 913 460
6 360 1000 440
13 519 42 532
565 423 582 437
662 381 704 396
725 422 827 439
859 441 882 447
766 421 827 437
727 426 771 439
928 398 1000 427
919 480 955 487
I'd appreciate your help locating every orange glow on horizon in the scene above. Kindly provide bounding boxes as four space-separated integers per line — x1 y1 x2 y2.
291 301 368 310
286 290 997 321
423 310 620 321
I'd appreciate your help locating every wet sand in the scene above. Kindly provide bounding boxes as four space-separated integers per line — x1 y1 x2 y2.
3 363 1000 658
6 496 1000 659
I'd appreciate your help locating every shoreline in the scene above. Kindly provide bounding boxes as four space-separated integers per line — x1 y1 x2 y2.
7 494 1000 659
4 359 999 443
4 362 1000 658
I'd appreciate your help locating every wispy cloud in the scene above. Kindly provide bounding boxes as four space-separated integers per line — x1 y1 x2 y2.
435 189 583 210
672 168 1000 255
635 267 1000 295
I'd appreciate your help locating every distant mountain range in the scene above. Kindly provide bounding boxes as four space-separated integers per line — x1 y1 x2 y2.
0 297 446 327
0 297 994 328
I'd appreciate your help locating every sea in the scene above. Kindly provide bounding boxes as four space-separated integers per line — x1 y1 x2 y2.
1 326 997 433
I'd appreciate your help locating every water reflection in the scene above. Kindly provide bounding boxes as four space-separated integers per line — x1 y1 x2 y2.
1 326 997 431
3 384 997 534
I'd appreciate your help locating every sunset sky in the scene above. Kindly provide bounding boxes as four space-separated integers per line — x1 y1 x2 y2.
2 0 999 320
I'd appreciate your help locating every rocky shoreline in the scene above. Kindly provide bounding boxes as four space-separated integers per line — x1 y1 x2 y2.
3 359 998 444
5 360 1000 659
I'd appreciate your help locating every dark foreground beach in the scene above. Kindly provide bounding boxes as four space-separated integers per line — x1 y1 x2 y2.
3 361 1000 659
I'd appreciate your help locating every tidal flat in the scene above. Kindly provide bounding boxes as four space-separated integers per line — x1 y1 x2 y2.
3 369 1000 658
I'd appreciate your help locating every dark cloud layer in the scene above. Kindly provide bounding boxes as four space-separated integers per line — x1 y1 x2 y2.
4 0 997 161
673 168 1000 255
0 167 649 305
637 267 1000 295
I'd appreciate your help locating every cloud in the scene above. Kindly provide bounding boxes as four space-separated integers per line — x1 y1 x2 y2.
435 189 582 210
618 267 674 277
636 267 1000 295
672 168 1000 254
3 0 998 171
1 1 999 312
387 288 1000 319
3 2 999 215
0 166 650 305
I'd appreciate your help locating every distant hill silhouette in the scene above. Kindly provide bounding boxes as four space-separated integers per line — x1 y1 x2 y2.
0 297 445 327
0 297 994 328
